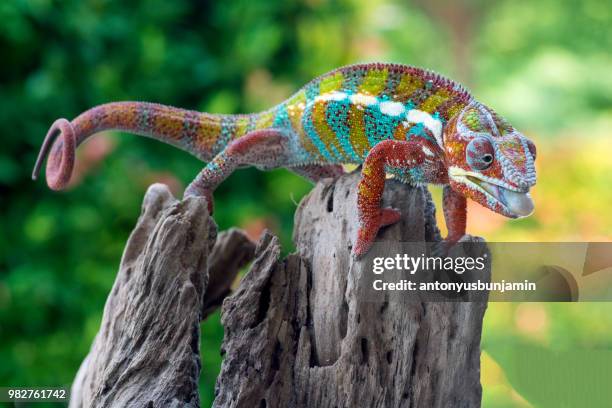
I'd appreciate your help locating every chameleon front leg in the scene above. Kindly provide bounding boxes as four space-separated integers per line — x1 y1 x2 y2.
442 185 467 243
354 140 427 257
184 128 289 213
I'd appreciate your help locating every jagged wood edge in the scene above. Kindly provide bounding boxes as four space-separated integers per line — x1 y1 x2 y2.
69 184 255 408
214 171 489 408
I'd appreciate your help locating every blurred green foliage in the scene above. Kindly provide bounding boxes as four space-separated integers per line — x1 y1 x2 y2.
0 0 610 406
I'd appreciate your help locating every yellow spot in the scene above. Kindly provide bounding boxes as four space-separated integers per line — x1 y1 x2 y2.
235 116 250 138
361 164 372 177
394 73 424 100
256 111 275 129
319 71 344 94
348 104 369 157
123 105 138 128
358 182 372 196
286 89 306 108
153 106 183 140
197 115 221 149
446 103 463 119
421 88 451 113
392 123 407 141
359 67 388 95
343 163 358 172
446 140 464 156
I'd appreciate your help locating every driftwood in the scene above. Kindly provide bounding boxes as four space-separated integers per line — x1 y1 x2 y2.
69 184 255 407
71 172 488 408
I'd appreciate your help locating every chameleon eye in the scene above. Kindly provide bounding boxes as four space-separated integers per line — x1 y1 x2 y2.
466 137 495 171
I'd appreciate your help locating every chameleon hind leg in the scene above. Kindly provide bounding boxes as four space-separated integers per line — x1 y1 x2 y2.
289 163 344 182
354 139 430 258
185 128 291 213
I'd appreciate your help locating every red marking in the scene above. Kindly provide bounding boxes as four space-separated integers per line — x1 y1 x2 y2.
226 129 283 155
354 139 429 257
443 186 467 242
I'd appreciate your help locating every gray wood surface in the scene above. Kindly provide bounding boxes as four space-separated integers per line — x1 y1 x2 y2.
69 184 254 408
71 172 488 408
214 172 487 408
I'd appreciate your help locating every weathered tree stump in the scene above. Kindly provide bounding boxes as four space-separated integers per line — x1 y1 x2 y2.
71 172 488 408
69 184 255 408
214 172 487 408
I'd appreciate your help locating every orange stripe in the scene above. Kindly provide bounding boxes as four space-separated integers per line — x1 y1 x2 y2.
287 91 322 159
196 114 222 151
392 123 407 141
152 106 184 141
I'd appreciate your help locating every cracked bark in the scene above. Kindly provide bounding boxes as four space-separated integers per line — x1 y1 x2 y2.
70 171 488 408
214 171 488 408
69 184 255 408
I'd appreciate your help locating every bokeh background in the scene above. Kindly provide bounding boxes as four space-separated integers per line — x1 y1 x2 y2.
1 0 611 406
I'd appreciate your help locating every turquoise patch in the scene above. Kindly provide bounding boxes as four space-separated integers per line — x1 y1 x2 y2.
364 103 402 146
273 105 291 128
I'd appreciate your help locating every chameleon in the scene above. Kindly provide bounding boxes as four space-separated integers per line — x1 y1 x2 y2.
32 63 537 257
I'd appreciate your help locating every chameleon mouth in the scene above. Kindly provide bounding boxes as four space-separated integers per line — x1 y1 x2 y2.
449 167 534 218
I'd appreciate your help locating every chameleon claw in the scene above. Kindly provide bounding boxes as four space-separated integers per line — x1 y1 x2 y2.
32 118 77 191
353 207 402 258
184 184 215 214
353 226 376 259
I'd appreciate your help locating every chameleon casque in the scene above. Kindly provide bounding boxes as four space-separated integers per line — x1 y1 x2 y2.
33 63 537 257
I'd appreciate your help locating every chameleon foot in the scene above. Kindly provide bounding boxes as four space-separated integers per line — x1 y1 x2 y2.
353 207 401 258
184 184 215 214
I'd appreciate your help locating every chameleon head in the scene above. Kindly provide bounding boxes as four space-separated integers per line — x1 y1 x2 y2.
443 101 537 218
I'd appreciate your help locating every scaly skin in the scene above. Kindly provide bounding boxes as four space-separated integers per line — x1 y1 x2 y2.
33 63 537 257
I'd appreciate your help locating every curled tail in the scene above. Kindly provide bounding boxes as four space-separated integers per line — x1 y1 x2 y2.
32 102 271 190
